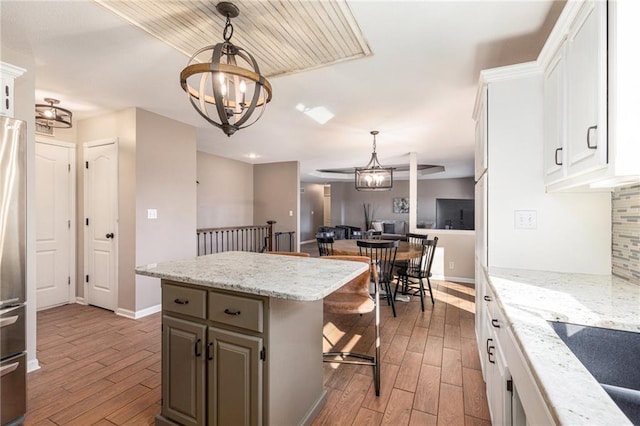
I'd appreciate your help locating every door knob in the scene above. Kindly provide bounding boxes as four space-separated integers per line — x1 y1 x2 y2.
106 233 114 239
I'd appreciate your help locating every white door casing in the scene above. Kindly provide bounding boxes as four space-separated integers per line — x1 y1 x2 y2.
84 139 118 311
35 140 76 309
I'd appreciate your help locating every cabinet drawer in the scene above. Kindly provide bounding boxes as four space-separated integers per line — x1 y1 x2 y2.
163 284 207 319
209 292 263 333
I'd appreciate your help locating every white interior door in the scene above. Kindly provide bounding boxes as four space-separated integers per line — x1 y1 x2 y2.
84 139 118 311
35 140 76 310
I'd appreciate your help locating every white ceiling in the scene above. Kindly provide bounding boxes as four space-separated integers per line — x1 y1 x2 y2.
1 0 564 183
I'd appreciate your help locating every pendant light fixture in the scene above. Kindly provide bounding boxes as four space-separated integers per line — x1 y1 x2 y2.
180 2 272 137
35 98 72 128
355 131 393 191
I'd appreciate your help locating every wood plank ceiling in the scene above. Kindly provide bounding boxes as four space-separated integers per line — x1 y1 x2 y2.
95 0 372 78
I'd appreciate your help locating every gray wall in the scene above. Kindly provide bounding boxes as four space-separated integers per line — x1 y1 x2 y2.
254 162 299 250
197 151 254 228
329 177 474 230
300 183 325 241
612 184 640 282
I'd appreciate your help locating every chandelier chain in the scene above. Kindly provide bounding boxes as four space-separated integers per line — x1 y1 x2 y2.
223 17 234 41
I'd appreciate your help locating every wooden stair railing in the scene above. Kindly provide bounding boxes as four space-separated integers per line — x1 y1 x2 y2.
197 220 276 256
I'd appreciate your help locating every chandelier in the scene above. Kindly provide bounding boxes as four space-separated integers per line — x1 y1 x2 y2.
355 131 393 191
35 98 72 128
180 2 272 137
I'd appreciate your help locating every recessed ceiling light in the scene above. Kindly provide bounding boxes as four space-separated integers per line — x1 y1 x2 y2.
244 153 260 159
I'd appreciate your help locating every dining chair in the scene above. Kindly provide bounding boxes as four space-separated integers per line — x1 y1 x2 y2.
357 239 399 317
265 251 310 257
369 230 382 240
316 236 334 256
394 237 438 311
320 255 381 396
395 233 429 289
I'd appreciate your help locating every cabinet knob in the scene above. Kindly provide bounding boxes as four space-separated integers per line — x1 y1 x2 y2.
224 308 241 316
483 295 491 302
491 319 501 328
174 298 189 305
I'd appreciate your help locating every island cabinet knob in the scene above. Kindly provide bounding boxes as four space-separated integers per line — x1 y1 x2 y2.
224 308 241 316
484 295 491 302
491 319 500 328
174 298 189 305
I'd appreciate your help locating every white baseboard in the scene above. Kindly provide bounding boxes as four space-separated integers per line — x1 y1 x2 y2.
27 358 41 373
116 304 161 319
432 275 475 285
75 297 87 305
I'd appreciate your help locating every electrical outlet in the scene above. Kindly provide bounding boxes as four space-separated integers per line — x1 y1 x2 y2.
147 209 158 219
449 261 455 269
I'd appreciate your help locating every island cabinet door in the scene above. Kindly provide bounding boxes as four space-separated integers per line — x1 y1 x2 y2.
162 315 206 426
208 327 263 426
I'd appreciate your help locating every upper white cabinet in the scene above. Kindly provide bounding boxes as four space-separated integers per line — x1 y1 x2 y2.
474 86 488 182
542 40 566 184
539 0 640 191
565 0 607 177
0 62 26 118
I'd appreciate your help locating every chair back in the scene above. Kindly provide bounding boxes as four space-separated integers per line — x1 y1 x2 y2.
406 232 428 245
369 230 382 240
357 239 399 283
316 236 335 256
411 237 438 277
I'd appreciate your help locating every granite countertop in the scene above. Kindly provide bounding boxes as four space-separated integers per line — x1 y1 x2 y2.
487 267 640 425
135 251 369 301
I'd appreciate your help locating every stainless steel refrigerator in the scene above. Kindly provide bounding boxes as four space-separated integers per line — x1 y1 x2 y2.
0 116 27 426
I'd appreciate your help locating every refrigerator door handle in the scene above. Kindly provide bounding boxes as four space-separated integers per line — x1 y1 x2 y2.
0 315 18 328
0 361 19 377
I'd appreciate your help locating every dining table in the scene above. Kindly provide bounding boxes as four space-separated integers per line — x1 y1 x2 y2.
331 238 423 261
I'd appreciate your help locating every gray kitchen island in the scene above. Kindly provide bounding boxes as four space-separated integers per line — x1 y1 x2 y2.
136 251 369 426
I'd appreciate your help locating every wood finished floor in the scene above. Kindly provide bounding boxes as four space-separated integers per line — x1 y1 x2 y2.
27 252 489 425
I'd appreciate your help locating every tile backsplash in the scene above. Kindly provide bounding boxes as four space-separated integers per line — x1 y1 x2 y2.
612 184 640 282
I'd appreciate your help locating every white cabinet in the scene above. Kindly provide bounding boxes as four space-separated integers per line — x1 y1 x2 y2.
474 86 488 182
542 41 566 184
565 0 608 177
0 62 26 118
540 0 640 190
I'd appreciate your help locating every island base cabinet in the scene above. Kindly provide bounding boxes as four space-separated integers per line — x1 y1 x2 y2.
162 316 206 426
208 327 262 426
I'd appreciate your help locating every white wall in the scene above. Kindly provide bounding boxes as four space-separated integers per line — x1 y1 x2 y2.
135 109 196 314
486 72 611 274
197 152 253 228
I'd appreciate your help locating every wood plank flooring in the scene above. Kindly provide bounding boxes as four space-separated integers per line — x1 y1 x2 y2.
26 248 490 425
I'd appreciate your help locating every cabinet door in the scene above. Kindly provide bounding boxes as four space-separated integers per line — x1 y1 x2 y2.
208 327 263 426
566 0 607 175
543 42 566 184
162 315 206 426
475 86 488 181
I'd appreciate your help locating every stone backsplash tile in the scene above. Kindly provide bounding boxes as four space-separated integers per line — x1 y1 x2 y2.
612 184 640 283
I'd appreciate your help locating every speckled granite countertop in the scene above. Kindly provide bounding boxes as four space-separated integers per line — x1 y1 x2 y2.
487 267 640 425
135 251 369 301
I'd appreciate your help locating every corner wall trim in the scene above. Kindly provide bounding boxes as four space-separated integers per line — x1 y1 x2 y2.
27 359 41 373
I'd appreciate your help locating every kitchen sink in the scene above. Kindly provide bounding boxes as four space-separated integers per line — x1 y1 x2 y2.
549 321 640 424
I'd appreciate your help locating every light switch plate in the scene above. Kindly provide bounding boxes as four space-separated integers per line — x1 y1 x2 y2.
514 210 536 229
147 209 158 219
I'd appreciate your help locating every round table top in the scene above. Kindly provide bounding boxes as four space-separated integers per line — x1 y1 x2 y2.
331 239 422 261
